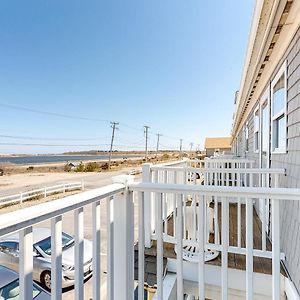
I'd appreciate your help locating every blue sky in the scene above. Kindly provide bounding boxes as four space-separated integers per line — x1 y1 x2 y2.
0 0 254 154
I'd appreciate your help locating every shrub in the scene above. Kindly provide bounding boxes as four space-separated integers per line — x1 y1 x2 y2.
84 162 99 172
64 163 72 172
162 154 170 160
101 163 109 170
75 162 85 172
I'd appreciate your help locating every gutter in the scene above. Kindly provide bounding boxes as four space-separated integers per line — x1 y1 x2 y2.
232 0 291 137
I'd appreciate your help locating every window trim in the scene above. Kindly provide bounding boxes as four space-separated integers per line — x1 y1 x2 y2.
259 87 270 169
253 105 260 153
271 61 287 154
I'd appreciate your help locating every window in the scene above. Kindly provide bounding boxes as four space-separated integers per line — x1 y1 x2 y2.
0 242 18 255
271 63 287 152
0 279 41 299
254 106 259 152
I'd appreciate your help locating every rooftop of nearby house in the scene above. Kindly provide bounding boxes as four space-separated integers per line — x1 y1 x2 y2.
204 137 231 149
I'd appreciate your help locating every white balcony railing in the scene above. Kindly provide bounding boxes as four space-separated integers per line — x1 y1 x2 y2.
129 181 299 300
0 159 295 300
142 161 285 251
0 182 127 300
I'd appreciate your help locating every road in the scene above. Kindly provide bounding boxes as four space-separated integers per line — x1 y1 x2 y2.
0 167 139 195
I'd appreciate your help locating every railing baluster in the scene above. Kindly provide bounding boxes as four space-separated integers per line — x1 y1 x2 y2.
214 197 219 244
173 171 178 237
193 195 197 240
138 192 145 300
262 196 266 252
198 195 205 300
164 170 168 235
74 207 84 300
237 172 241 248
156 192 163 300
221 197 228 300
272 175 280 300
106 196 113 300
176 194 183 298
51 216 62 300
92 200 101 300
19 227 33 300
183 195 187 239
142 163 153 248
246 198 253 300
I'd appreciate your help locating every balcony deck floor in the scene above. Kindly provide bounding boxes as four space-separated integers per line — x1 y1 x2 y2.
135 203 285 287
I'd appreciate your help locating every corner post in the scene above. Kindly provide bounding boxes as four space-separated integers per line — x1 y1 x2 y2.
142 163 153 248
112 175 135 300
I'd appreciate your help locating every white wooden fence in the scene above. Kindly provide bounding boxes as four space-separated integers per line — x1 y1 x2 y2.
0 181 84 206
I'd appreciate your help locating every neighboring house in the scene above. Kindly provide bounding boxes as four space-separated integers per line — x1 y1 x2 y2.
204 137 232 157
232 0 300 294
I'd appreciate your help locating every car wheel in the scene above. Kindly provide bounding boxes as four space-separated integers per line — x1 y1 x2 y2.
41 270 51 290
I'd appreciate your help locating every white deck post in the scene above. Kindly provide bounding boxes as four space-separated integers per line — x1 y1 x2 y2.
246 198 253 300
138 192 145 300
221 197 228 300
112 175 135 300
92 200 101 300
106 196 114 300
272 174 280 300
198 195 205 300
74 207 84 300
51 216 62 300
19 227 33 300
142 163 153 248
176 194 183 298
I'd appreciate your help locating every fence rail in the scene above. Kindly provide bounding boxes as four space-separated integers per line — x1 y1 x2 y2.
0 181 84 206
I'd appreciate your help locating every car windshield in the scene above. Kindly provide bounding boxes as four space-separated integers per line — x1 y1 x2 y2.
35 232 74 255
0 279 41 299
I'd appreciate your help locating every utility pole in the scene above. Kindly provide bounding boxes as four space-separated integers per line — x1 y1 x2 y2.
156 133 161 158
108 122 119 169
144 126 150 162
189 142 194 152
179 138 183 158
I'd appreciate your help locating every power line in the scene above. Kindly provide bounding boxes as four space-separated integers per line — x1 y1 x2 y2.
0 103 111 123
0 102 196 148
0 142 111 147
0 134 110 141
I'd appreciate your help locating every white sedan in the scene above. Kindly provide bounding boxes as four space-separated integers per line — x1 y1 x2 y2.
0 228 93 290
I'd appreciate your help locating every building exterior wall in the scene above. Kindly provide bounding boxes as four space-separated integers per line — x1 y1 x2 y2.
233 25 300 292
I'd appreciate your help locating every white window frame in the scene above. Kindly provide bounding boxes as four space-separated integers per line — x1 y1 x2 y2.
253 105 260 153
259 87 270 168
271 61 287 154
